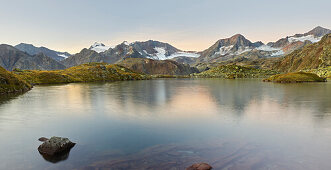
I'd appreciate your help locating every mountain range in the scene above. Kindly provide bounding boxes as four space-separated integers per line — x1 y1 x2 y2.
0 26 330 75
196 26 331 63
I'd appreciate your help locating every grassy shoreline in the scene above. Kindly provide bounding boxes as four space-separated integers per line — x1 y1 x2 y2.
13 63 151 85
263 72 327 83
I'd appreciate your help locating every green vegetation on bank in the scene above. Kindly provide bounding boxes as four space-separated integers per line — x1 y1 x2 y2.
192 64 279 78
263 72 326 83
0 66 31 94
305 66 331 78
13 63 150 85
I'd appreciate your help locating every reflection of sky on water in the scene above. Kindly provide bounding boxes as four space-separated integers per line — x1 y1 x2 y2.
0 79 330 169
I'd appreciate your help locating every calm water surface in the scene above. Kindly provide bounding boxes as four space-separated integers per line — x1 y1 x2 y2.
0 79 331 169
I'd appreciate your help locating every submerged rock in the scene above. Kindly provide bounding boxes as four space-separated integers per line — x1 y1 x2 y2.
186 163 213 170
38 136 75 156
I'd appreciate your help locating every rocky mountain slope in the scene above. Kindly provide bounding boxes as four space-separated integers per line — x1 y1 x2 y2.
0 66 31 94
0 44 66 71
272 33 331 74
118 58 199 75
61 48 106 67
15 43 71 61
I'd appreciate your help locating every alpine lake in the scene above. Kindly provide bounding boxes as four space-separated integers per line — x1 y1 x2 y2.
0 78 331 170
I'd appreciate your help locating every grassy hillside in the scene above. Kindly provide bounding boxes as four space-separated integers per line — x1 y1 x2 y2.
272 34 331 73
264 72 326 83
14 63 150 85
0 66 31 94
118 58 199 75
193 64 279 78
306 67 331 78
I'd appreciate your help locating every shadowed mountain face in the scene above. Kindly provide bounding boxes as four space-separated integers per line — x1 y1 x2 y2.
118 58 199 75
272 33 331 73
61 48 107 68
0 44 66 71
15 43 71 61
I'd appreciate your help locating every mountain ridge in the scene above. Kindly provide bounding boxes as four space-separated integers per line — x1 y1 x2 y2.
15 43 71 61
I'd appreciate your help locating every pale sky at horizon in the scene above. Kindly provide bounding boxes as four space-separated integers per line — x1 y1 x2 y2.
0 0 330 54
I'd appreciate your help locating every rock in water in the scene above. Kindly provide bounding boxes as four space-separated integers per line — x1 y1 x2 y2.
38 137 75 156
38 137 49 142
186 163 213 170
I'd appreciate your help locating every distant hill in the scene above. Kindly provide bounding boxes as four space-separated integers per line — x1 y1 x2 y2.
118 58 199 75
272 33 331 73
15 43 71 61
0 44 66 71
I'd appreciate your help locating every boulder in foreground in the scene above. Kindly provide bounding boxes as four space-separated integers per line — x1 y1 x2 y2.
263 72 327 83
38 136 75 156
186 163 213 170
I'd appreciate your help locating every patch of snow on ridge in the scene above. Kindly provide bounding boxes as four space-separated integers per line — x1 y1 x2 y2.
168 52 200 59
90 42 111 53
215 45 234 56
146 47 200 60
235 46 253 55
153 47 167 60
57 53 69 58
257 45 280 51
271 50 285 56
288 35 322 43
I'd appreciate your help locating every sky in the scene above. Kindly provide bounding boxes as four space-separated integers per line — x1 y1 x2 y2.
0 0 331 54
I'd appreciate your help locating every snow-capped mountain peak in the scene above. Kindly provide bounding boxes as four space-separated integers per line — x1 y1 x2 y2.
89 42 111 53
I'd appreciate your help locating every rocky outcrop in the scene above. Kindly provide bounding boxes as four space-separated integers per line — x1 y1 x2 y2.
186 163 213 170
38 137 75 156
